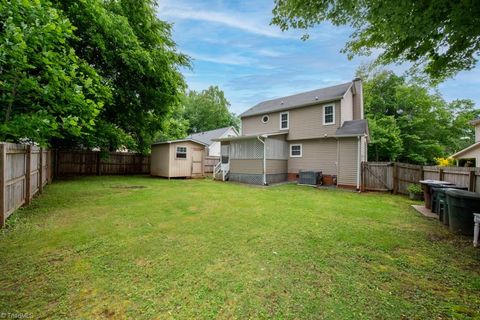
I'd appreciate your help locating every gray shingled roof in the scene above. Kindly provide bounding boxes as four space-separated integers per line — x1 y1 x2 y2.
240 82 352 118
335 120 368 136
187 126 237 146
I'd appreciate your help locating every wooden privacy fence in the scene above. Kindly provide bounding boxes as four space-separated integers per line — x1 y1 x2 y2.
362 162 480 194
0 143 52 227
55 150 150 177
204 156 220 174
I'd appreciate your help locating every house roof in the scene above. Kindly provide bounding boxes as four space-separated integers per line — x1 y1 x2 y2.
450 141 480 158
335 120 369 137
151 138 209 146
239 81 353 118
187 126 238 146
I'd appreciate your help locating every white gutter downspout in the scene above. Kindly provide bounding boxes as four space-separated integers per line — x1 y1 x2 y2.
356 136 361 192
257 136 267 185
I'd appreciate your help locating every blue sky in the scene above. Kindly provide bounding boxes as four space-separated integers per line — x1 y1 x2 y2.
157 0 480 115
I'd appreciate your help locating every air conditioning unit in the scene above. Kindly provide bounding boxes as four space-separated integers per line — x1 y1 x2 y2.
298 171 322 186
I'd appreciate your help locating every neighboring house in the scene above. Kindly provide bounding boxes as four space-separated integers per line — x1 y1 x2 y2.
214 78 369 189
451 118 480 166
187 126 239 157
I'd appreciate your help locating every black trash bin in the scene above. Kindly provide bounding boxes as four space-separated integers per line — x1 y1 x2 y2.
419 180 454 210
445 189 480 235
431 185 468 214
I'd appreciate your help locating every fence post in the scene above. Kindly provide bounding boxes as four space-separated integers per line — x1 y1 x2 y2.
25 145 32 205
420 166 424 181
47 150 52 183
39 147 43 194
0 144 6 227
54 149 59 179
439 168 444 181
469 170 475 192
392 162 398 194
96 152 101 176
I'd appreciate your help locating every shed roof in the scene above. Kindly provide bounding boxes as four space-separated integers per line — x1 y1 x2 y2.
151 138 208 146
239 81 353 118
187 126 238 146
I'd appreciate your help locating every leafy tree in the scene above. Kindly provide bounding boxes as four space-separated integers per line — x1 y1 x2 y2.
182 86 240 134
271 0 480 82
368 117 403 161
361 69 479 164
51 0 189 153
153 104 189 142
0 0 110 146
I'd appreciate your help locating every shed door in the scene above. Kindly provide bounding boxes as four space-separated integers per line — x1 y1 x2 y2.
191 148 203 176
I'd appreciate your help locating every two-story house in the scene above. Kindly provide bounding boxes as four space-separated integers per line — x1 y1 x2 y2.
214 78 368 190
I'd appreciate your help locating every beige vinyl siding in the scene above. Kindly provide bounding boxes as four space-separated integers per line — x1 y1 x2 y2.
242 113 280 135
267 159 287 174
287 101 341 140
337 138 358 186
341 88 353 125
475 125 480 142
241 101 341 139
230 159 263 174
287 138 337 175
151 144 170 177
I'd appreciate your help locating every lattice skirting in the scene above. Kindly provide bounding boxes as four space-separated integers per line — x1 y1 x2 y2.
229 173 288 185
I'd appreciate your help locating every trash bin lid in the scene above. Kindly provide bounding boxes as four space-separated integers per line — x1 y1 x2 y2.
445 189 480 199
419 180 454 186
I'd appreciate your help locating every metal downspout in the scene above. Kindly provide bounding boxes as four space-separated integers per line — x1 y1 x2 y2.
356 136 361 192
257 136 267 185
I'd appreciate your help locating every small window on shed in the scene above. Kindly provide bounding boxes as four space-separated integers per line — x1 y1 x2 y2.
176 146 187 159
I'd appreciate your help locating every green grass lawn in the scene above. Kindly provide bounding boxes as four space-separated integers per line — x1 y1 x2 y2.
1 176 479 319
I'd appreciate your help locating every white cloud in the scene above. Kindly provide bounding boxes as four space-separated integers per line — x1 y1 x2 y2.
159 6 293 39
184 51 256 66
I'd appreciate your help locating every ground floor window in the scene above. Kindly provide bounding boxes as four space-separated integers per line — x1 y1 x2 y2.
176 146 187 159
290 144 302 157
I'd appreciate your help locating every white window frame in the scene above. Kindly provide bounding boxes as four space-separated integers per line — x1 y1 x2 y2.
323 104 335 125
290 144 302 157
176 146 187 159
261 115 269 123
280 112 289 130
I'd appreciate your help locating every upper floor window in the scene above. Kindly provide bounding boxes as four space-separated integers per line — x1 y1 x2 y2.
323 104 335 125
176 146 187 159
262 115 269 123
280 112 289 130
